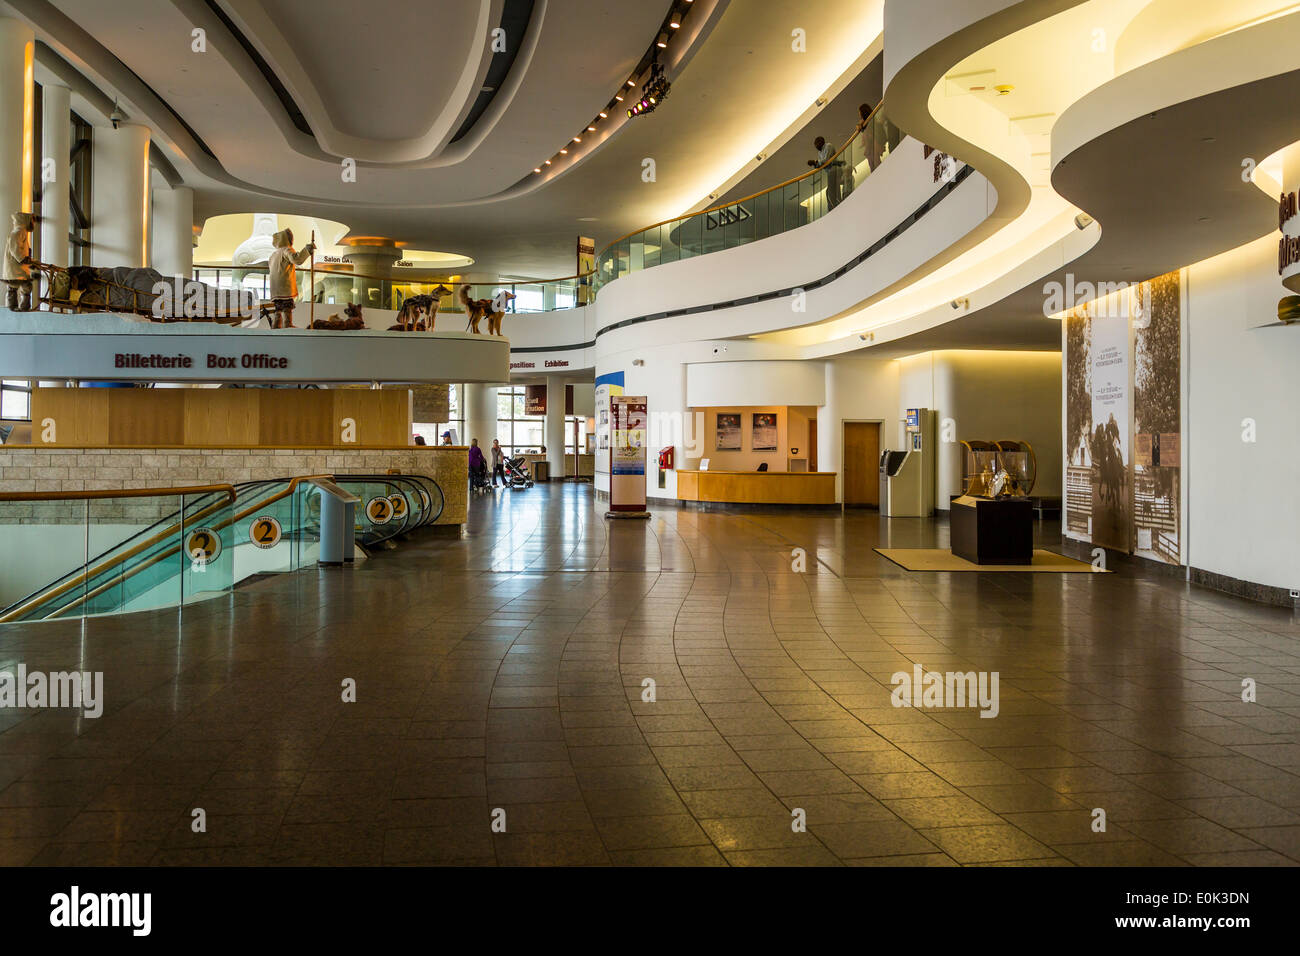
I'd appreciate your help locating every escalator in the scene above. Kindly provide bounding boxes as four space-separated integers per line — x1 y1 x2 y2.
0 473 444 623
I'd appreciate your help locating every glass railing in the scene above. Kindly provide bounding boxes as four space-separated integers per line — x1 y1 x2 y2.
595 103 902 286
0 472 444 623
187 267 594 318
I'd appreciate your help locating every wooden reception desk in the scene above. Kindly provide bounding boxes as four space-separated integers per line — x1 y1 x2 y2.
676 470 836 505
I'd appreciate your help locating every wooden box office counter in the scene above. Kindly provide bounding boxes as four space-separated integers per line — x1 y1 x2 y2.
676 470 836 505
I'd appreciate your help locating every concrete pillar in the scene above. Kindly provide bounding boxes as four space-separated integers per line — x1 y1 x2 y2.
0 18 34 219
465 383 498 449
39 83 70 266
150 184 193 279
545 375 566 479
90 122 150 267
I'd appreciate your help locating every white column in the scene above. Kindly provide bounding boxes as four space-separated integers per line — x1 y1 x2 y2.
90 122 150 267
39 83 70 266
0 18 33 219
150 184 193 279
465 383 497 449
818 360 842 502
545 375 566 479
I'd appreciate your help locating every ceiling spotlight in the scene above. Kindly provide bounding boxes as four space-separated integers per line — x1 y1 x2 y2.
627 80 636 87
656 33 668 48
572 136 581 143
544 159 552 165
670 19 681 29
533 167 541 173
615 94 624 101
626 61 671 120
598 111 608 118
560 148 568 154
587 125 596 131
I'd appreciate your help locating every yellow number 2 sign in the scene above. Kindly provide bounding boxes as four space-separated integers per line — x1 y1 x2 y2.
249 516 283 549
186 528 222 566
366 497 393 525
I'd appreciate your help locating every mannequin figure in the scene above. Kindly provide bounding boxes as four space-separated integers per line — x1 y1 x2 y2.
267 228 315 328
3 212 34 311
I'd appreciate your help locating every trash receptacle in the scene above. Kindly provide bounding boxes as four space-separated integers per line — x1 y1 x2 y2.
532 460 550 482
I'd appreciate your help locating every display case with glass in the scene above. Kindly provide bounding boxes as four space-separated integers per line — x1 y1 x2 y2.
960 440 1037 498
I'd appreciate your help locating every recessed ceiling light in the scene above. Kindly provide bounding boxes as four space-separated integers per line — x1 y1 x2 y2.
598 111 608 118
670 19 680 28
533 167 541 173
656 33 668 48
544 159 552 165
615 94 623 101
572 136 581 143
578 217 597 222
560 148 568 154
627 80 636 87
587 125 596 131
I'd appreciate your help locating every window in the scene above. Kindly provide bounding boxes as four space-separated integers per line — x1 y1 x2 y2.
496 385 544 456
1 381 31 421
413 384 463 446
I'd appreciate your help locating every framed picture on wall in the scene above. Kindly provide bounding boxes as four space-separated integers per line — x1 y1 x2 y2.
716 413 741 450
752 413 777 451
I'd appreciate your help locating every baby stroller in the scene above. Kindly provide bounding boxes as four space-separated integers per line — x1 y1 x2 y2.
470 461 493 494
504 455 534 489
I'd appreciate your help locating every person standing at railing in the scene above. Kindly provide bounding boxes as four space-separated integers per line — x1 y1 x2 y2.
808 136 843 211
267 228 315 329
857 103 878 174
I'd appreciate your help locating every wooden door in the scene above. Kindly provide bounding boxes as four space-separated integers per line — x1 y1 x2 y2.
808 422 818 472
843 421 880 507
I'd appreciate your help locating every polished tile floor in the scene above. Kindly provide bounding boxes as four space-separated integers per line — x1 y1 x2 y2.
1 483 1297 866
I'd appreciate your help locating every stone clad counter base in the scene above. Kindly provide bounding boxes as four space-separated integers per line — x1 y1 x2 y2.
0 446 469 527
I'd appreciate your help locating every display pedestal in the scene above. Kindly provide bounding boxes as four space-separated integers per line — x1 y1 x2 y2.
950 495 1032 565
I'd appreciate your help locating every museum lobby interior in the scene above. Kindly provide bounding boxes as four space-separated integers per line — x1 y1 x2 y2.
0 0 1296 879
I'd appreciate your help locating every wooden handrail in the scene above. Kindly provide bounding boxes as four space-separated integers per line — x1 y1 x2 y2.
0 484 236 503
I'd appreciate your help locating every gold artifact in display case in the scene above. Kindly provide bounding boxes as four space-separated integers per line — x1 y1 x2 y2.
960 439 1037 498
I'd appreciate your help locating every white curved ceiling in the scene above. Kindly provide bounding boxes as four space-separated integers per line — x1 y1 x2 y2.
5 0 885 275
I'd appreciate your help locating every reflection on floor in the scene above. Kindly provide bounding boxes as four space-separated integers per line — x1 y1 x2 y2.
0 483 1297 866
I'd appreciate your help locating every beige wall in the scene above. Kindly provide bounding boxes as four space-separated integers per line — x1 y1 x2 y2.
689 405 813 472
897 350 1062 506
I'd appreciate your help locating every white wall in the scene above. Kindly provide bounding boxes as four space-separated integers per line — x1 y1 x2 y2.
818 352 901 501
686 361 825 408
1186 235 1300 591
897 349 1062 506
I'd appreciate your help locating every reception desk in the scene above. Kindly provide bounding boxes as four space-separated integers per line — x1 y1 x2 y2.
676 470 837 505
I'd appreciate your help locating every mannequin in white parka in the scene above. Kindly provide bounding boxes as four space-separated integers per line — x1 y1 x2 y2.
267 227 315 328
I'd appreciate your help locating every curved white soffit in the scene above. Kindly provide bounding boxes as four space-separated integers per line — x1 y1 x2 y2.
215 0 503 165
1053 11 1300 169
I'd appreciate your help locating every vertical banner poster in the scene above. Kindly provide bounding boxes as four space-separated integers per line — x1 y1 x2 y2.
1131 273 1182 564
577 236 596 305
751 413 778 451
610 395 648 511
593 371 624 495
1088 300 1131 552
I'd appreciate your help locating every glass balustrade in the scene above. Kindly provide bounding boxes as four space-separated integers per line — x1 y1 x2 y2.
0 474 444 623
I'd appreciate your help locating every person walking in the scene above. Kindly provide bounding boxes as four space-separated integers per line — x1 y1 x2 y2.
468 438 488 488
491 439 506 487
